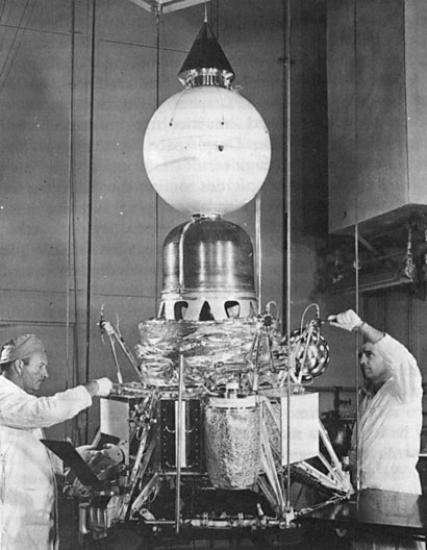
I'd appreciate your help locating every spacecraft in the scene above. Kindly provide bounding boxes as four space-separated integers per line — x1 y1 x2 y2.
61 20 353 543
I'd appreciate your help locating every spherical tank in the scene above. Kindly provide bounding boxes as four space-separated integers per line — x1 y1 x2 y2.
143 86 271 216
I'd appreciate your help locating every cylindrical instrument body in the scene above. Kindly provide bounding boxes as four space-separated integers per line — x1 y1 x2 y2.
204 396 260 489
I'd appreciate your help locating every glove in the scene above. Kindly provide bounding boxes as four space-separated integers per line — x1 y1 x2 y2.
328 309 363 332
94 377 114 397
76 444 97 463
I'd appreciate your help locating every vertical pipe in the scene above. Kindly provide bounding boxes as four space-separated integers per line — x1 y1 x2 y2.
407 282 413 351
66 0 76 389
178 220 194 291
354 223 360 493
67 0 82 444
84 0 97 440
175 354 185 534
284 0 292 513
353 0 361 495
154 12 161 314
255 195 262 313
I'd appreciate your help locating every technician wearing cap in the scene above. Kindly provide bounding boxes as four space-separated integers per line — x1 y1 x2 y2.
329 310 424 550
0 334 113 550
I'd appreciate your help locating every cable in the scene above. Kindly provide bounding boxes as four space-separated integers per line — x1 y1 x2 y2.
84 0 97 442
299 302 320 334
0 0 36 94
284 0 292 516
0 0 7 22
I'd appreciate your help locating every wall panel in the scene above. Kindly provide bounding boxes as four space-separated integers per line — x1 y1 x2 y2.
91 40 157 299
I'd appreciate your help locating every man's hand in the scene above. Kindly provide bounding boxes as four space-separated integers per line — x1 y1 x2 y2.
76 444 97 463
84 377 114 397
328 309 363 332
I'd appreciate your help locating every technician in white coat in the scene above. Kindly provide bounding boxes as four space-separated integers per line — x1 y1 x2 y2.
329 310 424 550
0 333 113 550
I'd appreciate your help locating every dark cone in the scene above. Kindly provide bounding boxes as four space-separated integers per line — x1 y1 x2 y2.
178 21 234 80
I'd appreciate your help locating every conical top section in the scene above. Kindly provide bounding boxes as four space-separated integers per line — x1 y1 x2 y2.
178 22 235 88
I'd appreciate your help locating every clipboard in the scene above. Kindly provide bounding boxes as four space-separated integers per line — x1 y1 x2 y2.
41 439 103 488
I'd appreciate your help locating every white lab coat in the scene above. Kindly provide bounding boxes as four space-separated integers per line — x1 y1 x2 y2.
0 375 92 550
353 334 423 493
351 334 424 550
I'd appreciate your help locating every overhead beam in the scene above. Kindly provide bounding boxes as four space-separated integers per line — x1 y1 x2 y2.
127 0 210 14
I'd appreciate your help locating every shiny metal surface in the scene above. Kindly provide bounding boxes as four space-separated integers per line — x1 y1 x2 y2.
136 318 258 389
177 22 235 88
285 326 330 381
300 488 427 536
160 215 257 320
163 215 255 293
204 396 261 489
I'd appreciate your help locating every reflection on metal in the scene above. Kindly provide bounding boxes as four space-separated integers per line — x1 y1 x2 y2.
299 488 427 535
285 326 329 382
205 396 260 489
178 21 235 88
160 216 257 320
